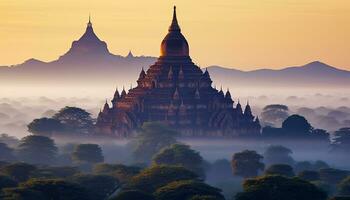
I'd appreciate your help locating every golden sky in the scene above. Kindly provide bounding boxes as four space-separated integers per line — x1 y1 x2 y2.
0 0 349 70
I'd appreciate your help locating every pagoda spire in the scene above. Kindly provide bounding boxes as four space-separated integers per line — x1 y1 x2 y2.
169 6 181 32
87 14 92 27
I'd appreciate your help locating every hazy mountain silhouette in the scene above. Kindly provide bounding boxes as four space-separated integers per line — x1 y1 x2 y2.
208 61 350 88
0 18 156 86
0 18 348 89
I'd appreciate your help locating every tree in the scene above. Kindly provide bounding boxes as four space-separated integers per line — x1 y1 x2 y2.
294 161 313 173
53 106 94 134
261 104 289 126
298 170 320 181
332 128 350 152
16 135 57 165
282 115 312 135
123 165 199 194
190 195 224 200
0 143 15 162
132 122 179 163
0 163 37 182
235 175 327 200
31 166 79 179
263 145 294 166
1 187 46 200
0 175 17 190
93 163 141 184
17 179 91 200
231 150 264 178
319 168 349 185
265 164 295 177
71 144 104 164
337 176 350 196
152 144 205 178
0 134 19 148
70 174 119 200
111 190 155 200
154 180 225 200
27 117 63 136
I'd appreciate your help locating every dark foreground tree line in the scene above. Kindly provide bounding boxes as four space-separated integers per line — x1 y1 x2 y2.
0 122 350 199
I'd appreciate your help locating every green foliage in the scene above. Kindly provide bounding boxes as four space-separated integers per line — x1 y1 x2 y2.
298 170 320 181
70 174 119 200
235 175 327 200
152 144 204 178
337 176 350 196
27 117 63 136
154 180 225 200
311 181 334 196
53 106 94 134
0 163 37 182
0 175 17 190
319 168 349 185
0 143 15 162
16 135 58 165
72 144 104 164
18 179 91 200
263 145 294 166
111 190 155 200
123 165 199 194
93 163 141 183
231 150 265 178
265 164 295 177
190 195 224 200
132 122 179 163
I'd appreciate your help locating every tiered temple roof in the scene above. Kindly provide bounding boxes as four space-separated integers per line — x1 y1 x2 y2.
96 7 260 137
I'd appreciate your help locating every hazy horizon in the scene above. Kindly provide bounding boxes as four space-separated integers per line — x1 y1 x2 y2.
1 0 350 70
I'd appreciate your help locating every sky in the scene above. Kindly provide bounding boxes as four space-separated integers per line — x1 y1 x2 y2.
0 0 349 70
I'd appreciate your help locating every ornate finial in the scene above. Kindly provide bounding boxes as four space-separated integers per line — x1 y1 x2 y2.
169 6 181 32
87 14 92 27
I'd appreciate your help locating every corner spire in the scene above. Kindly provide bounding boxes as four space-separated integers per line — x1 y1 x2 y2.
169 6 181 32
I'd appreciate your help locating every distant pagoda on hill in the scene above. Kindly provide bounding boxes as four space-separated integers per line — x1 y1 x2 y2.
96 7 260 137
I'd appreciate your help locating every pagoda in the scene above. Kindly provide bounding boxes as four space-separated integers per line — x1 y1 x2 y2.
96 7 260 137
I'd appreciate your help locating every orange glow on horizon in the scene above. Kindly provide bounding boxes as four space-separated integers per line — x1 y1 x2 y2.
0 0 349 70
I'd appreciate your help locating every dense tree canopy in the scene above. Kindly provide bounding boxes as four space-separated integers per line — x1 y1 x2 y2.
337 176 350 196
17 179 91 200
0 163 37 182
154 180 225 200
232 150 265 178
93 163 141 184
132 122 179 163
111 190 155 200
263 145 294 166
319 168 349 185
123 165 199 193
53 106 94 134
298 170 320 181
16 135 58 165
235 175 327 200
261 104 289 127
0 175 17 190
0 143 15 162
71 144 104 164
265 164 295 177
27 117 63 136
282 115 312 135
69 174 119 200
152 144 205 178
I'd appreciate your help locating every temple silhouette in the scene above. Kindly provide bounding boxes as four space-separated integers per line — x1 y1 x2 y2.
96 7 261 137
